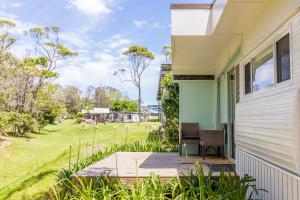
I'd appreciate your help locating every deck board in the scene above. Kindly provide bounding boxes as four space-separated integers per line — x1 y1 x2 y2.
73 152 233 184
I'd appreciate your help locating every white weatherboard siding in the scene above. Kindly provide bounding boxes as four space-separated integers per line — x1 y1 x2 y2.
237 10 300 175
236 9 300 200
236 150 300 200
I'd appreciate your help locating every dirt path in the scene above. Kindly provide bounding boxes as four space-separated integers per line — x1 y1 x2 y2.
0 136 11 158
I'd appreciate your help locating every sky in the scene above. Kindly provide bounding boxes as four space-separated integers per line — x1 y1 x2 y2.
0 0 209 105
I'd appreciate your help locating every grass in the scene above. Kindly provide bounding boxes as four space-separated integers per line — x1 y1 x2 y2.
0 120 158 200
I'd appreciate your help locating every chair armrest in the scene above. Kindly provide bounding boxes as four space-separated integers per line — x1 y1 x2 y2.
200 130 224 145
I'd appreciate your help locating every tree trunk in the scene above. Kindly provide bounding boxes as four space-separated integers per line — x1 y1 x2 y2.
138 84 142 122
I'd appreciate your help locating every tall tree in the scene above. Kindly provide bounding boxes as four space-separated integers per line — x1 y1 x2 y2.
161 45 171 64
0 19 16 64
24 26 77 111
114 45 154 121
63 86 81 116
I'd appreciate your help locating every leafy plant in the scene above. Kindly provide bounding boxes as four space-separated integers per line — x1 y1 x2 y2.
75 112 84 124
4 112 37 135
51 165 266 200
161 73 179 143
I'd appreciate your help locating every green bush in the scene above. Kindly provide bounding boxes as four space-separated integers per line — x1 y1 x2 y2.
147 118 159 122
0 112 8 129
161 73 179 143
75 112 84 124
5 112 37 135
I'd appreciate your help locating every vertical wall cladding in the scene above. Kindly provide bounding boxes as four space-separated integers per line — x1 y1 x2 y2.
236 149 300 200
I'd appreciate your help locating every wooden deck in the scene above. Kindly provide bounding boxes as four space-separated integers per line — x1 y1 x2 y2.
72 152 234 184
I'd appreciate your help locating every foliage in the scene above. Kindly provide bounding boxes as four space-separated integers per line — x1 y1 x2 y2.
36 84 65 129
114 45 155 121
0 112 8 130
75 112 84 124
161 45 171 64
63 86 82 117
0 19 77 134
82 85 127 109
4 112 37 135
111 100 138 112
147 118 159 122
51 143 264 200
161 73 179 143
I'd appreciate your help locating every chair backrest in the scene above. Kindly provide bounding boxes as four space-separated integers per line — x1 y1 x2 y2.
218 123 227 131
181 123 199 137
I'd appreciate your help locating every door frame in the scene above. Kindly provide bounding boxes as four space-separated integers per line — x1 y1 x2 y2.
227 66 237 160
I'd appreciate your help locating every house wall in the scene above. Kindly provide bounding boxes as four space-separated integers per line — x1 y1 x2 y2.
236 8 300 174
179 81 215 154
233 6 300 199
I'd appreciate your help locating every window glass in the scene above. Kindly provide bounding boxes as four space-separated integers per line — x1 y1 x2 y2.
276 34 290 83
244 62 251 94
252 45 274 92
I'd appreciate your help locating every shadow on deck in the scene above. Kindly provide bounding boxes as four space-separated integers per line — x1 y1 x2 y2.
72 152 234 185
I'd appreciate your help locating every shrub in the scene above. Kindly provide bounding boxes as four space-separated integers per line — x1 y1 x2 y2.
6 112 37 135
147 118 159 122
51 164 265 200
75 112 84 124
0 112 8 129
161 73 179 144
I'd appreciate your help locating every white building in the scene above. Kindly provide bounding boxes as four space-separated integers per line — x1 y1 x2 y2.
171 1 300 199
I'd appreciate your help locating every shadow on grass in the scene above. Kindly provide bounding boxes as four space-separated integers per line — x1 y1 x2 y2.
0 169 57 200
0 151 69 200
6 132 35 139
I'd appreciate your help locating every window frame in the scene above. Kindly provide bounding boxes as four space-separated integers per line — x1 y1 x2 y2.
243 27 292 96
251 44 276 92
243 61 252 95
274 29 293 85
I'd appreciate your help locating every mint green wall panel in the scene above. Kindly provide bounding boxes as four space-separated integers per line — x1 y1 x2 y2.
179 81 215 155
179 81 214 129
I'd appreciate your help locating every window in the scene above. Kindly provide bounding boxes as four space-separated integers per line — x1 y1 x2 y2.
243 32 292 96
252 45 274 92
276 34 291 83
244 62 251 94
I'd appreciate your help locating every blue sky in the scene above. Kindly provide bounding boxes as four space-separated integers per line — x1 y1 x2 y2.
0 0 208 105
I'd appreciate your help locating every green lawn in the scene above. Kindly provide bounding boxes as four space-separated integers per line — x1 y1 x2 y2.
0 120 157 200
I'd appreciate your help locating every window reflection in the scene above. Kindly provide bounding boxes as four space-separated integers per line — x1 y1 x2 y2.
252 46 274 92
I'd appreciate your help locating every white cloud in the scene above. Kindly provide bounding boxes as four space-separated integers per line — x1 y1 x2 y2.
60 31 91 49
68 0 115 16
152 22 167 29
11 2 22 8
133 20 148 28
99 34 132 50
1 0 22 9
133 20 168 29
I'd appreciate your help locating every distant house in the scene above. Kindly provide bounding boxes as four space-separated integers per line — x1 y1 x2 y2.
82 108 110 124
111 112 140 123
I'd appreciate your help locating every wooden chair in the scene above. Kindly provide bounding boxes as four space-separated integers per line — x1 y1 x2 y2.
179 123 200 156
200 123 226 159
